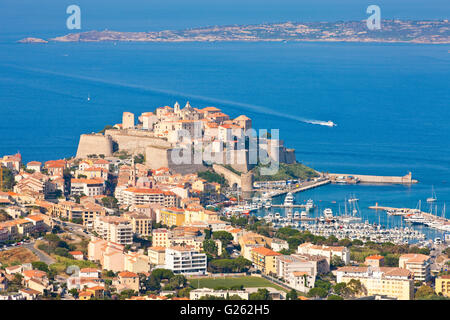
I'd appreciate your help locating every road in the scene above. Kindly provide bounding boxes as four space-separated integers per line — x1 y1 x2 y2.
22 242 55 265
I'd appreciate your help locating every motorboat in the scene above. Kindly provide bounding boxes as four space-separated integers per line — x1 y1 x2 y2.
284 192 294 206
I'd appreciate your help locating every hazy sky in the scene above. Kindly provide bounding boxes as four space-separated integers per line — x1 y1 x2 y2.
1 0 449 38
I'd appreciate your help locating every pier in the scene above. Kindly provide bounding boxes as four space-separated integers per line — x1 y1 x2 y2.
264 178 331 198
369 203 450 230
271 204 308 208
327 172 418 184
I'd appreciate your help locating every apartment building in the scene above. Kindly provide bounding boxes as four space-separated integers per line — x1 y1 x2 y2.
435 275 450 297
152 228 170 247
94 216 133 245
115 187 178 207
287 271 316 293
276 255 316 279
164 246 207 275
297 242 350 265
336 266 414 300
159 207 185 227
71 178 105 197
123 212 152 237
398 254 431 282
251 247 281 276
113 272 139 293
148 247 166 266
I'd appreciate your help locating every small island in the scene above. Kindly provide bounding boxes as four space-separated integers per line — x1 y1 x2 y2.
17 37 48 44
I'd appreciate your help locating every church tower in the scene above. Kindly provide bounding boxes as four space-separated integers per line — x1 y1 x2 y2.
174 101 181 114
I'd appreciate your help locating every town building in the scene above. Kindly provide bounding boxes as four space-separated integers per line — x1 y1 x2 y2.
435 275 450 297
164 246 207 275
250 247 281 276
297 242 350 265
190 288 249 300
365 255 385 268
94 216 133 245
398 253 431 282
70 178 105 197
336 266 414 300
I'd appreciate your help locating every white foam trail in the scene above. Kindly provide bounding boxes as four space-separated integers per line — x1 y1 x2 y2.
3 64 334 126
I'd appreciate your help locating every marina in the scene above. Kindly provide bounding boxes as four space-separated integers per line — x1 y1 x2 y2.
224 181 449 244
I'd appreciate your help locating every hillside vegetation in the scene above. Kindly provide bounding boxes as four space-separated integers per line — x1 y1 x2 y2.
254 162 318 181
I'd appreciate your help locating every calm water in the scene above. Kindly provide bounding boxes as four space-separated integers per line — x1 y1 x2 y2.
0 1 449 239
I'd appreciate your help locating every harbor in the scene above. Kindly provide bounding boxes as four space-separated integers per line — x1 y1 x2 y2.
223 180 449 244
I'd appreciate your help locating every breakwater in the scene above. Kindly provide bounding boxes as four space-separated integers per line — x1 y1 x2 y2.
328 172 418 184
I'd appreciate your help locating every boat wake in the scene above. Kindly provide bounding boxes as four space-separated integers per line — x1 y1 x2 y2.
3 63 336 127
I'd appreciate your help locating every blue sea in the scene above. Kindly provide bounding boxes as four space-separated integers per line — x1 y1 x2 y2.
0 0 449 239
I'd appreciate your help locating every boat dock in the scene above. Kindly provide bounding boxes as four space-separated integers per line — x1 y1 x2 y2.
328 172 418 184
369 204 450 228
266 178 331 198
271 204 308 208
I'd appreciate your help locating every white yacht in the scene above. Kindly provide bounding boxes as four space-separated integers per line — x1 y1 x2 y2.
323 208 333 219
305 199 315 211
284 192 294 207
264 199 272 209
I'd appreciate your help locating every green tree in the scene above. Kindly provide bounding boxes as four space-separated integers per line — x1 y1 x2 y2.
169 274 187 289
203 239 218 256
415 285 436 300
212 231 233 246
249 288 271 300
31 261 49 273
286 289 298 300
327 294 344 300
330 256 345 268
307 287 328 298
69 288 79 298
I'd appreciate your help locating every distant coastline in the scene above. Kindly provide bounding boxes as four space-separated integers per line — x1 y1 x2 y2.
18 19 450 44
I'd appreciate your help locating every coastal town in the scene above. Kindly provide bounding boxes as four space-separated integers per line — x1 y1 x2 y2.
18 19 450 44
0 102 449 301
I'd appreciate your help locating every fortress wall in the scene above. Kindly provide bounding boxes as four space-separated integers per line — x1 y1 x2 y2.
212 164 242 188
105 130 172 155
76 134 113 158
145 146 171 169
145 146 205 174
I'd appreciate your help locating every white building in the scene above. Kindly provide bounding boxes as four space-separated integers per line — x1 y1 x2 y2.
270 239 289 252
115 187 177 207
297 242 350 265
287 271 316 293
276 255 316 279
190 288 249 300
94 216 133 245
70 178 105 197
164 246 207 275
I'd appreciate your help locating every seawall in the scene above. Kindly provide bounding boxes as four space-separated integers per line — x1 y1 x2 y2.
328 172 418 184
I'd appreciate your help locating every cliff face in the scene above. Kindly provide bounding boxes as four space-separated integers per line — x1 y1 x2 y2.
76 134 113 158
